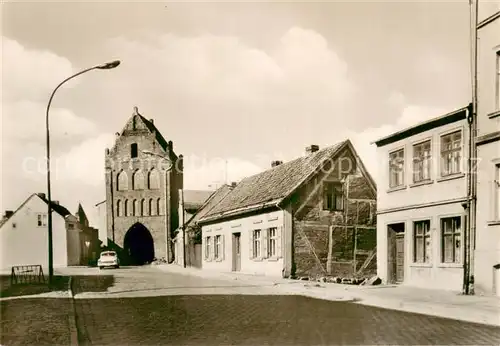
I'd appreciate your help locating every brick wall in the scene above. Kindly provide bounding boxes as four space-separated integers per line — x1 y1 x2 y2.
105 113 182 261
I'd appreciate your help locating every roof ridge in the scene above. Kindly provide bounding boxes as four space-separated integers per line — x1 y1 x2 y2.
236 141 347 183
0 193 38 228
199 140 350 222
184 185 233 227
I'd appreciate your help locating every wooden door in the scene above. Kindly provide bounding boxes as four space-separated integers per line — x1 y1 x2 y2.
232 233 241 272
395 234 405 283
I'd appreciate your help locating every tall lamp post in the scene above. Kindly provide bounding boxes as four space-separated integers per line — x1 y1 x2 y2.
141 150 175 264
46 60 120 284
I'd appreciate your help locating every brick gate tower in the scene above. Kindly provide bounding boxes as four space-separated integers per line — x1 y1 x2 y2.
104 106 183 264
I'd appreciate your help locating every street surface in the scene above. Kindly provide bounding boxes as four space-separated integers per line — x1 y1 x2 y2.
71 267 500 345
2 266 500 345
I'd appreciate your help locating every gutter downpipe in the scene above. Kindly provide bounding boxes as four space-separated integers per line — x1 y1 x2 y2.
464 0 479 296
275 201 285 278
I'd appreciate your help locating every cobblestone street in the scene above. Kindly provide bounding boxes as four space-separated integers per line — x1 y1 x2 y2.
74 295 500 345
68 267 500 345
2 267 500 345
1 298 72 345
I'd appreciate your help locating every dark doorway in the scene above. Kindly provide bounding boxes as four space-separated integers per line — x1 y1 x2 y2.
388 223 405 284
123 223 155 265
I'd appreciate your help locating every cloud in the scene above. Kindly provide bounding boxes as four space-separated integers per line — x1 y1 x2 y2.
103 27 356 141
51 133 116 185
1 37 105 218
182 155 264 190
2 100 98 143
2 36 74 103
340 102 449 182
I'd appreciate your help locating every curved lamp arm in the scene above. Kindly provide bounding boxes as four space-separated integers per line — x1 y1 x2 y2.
46 60 120 131
45 59 120 282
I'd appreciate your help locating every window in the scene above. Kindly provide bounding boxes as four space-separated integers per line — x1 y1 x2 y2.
267 228 277 258
141 199 146 216
132 199 138 216
132 170 145 190
440 131 462 176
68 224 74 229
149 199 155 216
496 51 500 110
441 217 462 264
124 200 129 217
116 200 121 217
413 220 431 263
131 143 138 158
37 214 47 227
156 198 162 215
205 236 211 260
252 230 261 259
389 149 405 188
495 164 500 220
215 235 222 260
117 171 128 191
323 182 343 211
413 140 431 183
148 169 160 189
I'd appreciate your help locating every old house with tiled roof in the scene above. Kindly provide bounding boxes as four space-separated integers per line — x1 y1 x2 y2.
0 193 99 271
197 140 377 279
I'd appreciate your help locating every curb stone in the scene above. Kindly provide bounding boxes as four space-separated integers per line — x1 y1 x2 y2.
67 277 79 346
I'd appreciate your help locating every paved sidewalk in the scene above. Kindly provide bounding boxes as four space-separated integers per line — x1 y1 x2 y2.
156 264 500 326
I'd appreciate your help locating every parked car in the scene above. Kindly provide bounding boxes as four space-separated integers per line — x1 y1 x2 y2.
98 251 120 269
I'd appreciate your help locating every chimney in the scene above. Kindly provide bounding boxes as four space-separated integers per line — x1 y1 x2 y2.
149 119 154 125
37 193 46 200
271 160 283 168
231 182 237 188
53 201 60 205
305 145 320 155
4 210 14 218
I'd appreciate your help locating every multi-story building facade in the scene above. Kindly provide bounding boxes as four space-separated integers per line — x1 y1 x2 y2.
375 108 470 291
474 3 500 296
104 107 183 264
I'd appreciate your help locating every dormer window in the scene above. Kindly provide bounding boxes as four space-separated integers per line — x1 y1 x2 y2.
131 143 138 158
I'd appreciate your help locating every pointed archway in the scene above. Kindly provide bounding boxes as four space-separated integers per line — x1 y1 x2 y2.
123 223 155 265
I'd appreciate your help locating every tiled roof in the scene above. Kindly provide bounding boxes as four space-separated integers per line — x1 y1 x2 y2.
0 193 72 228
185 185 233 228
201 140 348 221
183 190 214 210
37 194 72 217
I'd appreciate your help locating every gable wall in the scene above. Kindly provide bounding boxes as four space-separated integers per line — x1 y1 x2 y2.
0 196 67 271
289 148 377 279
105 114 182 262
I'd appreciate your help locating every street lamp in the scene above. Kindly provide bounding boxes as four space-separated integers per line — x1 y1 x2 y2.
141 150 176 264
46 60 120 284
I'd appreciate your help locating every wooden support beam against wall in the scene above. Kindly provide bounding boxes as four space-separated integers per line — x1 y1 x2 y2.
327 225 333 275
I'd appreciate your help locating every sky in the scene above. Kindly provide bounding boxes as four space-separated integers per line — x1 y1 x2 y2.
1 0 478 225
